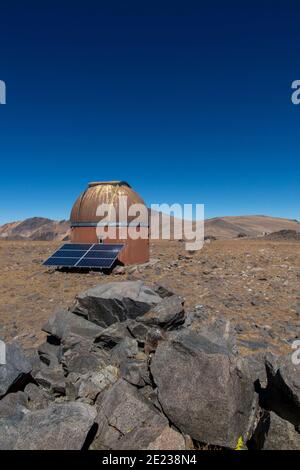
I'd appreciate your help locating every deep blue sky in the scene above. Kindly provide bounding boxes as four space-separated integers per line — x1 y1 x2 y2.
0 0 299 223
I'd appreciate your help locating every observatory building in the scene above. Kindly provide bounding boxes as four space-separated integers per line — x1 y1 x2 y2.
70 181 149 265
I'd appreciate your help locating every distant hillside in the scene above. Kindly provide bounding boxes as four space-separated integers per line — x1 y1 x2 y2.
0 214 299 241
0 217 70 241
204 215 300 239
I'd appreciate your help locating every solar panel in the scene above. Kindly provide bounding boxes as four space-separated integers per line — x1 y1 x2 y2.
76 258 115 268
50 250 87 258
80 250 117 259
90 244 124 251
43 243 124 269
58 243 93 250
44 258 79 267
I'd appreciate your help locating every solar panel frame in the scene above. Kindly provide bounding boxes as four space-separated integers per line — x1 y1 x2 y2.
43 243 124 269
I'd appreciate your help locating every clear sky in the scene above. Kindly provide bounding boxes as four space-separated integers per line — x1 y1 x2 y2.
0 1 299 224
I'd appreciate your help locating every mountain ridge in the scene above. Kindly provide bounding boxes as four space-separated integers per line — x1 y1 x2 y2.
0 214 299 241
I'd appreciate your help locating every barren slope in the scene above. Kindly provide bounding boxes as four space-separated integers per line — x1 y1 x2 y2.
205 215 300 239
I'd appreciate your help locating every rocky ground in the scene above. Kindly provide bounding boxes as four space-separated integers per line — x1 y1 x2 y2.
1 279 300 450
0 238 299 357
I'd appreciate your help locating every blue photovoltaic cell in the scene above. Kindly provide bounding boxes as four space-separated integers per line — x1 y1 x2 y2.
76 258 115 268
90 244 124 251
43 243 124 269
59 244 94 250
44 257 79 267
50 250 86 258
81 250 116 259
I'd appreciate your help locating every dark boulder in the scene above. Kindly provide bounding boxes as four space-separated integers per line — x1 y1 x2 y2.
0 391 28 418
90 379 170 450
249 411 300 450
0 342 31 397
153 283 176 299
110 338 139 367
33 364 66 397
151 329 256 448
61 347 109 375
72 281 162 327
136 295 185 330
187 315 237 353
127 321 150 343
263 412 300 450
94 321 132 349
66 365 119 404
38 338 62 367
58 330 110 376
120 354 151 387
262 354 300 426
0 402 97 450
42 310 104 341
24 383 53 410
117 422 186 450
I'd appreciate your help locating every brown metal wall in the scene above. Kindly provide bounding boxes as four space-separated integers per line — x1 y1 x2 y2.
70 227 149 265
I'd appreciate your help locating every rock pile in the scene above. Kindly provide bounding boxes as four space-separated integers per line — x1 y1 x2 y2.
0 280 299 450
264 229 300 241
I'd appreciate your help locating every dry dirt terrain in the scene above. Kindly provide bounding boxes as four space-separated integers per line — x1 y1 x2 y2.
0 238 299 356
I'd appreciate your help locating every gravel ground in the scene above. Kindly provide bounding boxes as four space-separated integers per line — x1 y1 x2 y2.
0 239 299 354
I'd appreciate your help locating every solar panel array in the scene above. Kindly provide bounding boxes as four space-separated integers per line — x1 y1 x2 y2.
43 243 124 269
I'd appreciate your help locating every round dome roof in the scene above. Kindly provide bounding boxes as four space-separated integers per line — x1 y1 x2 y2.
70 181 147 225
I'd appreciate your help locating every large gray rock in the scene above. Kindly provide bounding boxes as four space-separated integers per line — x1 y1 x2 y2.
61 333 93 355
117 423 187 450
72 281 162 327
62 347 109 375
264 412 300 450
263 354 300 426
0 402 97 450
66 365 119 404
250 411 300 450
140 385 163 412
136 295 185 330
243 352 268 389
38 339 62 367
63 351 108 374
110 338 139 367
24 383 53 410
42 310 104 341
151 329 256 448
0 342 31 397
58 330 110 375
0 391 28 418
33 365 66 396
187 315 237 353
126 320 151 343
153 283 176 299
120 356 151 387
94 321 132 349
91 379 169 450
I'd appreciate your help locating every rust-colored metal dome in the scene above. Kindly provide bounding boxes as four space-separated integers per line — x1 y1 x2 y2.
70 181 146 225
70 181 149 265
